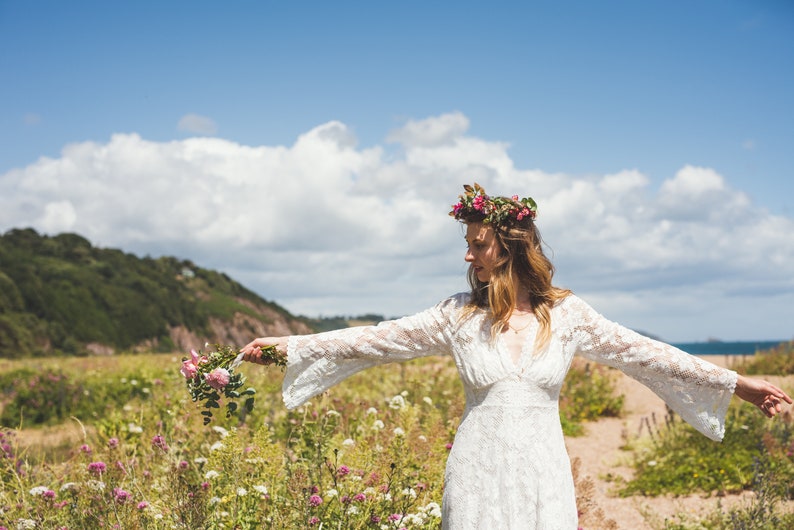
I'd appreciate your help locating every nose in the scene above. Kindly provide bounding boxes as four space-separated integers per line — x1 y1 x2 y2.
465 249 474 262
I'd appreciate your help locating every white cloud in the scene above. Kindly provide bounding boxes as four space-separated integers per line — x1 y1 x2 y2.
387 111 470 148
39 200 77 233
177 113 218 135
1 113 792 341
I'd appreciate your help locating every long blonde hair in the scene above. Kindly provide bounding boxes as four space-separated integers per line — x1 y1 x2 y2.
464 219 571 352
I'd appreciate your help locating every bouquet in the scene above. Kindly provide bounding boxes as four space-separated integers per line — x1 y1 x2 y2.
180 344 285 424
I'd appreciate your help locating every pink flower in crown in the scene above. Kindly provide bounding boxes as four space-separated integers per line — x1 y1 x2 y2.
472 195 486 212
516 207 532 221
205 368 231 390
452 202 464 214
512 195 519 201
180 349 207 379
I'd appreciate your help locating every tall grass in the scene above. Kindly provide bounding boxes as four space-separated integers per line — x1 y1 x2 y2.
0 353 624 529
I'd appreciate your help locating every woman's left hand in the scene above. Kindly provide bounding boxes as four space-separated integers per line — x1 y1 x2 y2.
734 375 793 418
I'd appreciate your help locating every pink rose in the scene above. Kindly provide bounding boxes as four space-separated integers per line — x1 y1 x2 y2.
180 349 207 379
205 368 230 390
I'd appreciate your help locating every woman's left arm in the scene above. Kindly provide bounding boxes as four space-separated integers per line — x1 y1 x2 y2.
734 375 792 418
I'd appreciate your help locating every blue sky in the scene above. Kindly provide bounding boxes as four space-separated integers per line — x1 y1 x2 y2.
1 1 793 341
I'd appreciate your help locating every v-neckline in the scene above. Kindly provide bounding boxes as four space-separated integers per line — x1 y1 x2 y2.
498 320 538 371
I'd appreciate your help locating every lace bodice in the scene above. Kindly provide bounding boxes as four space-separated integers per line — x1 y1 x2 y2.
283 293 737 528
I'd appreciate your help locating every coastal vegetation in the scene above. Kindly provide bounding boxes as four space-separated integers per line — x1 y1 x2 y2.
0 228 308 358
0 354 621 529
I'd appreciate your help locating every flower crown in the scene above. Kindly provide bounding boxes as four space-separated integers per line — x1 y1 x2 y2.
449 183 537 227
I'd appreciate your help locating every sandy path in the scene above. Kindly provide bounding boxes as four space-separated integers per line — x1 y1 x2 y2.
564 356 792 529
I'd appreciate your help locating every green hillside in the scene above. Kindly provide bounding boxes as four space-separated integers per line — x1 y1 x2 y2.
0 228 311 358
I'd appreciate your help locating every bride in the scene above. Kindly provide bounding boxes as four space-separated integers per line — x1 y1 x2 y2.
241 183 791 529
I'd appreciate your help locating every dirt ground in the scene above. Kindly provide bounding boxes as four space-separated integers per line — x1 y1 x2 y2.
564 355 794 529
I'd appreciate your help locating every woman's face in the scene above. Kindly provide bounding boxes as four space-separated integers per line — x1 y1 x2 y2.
465 223 502 282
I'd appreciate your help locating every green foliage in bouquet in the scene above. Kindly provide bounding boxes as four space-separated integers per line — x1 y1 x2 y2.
181 344 268 425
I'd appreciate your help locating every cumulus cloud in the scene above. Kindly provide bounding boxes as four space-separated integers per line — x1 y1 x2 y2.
387 111 470 148
177 113 218 135
1 112 792 341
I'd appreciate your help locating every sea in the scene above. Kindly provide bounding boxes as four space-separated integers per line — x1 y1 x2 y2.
671 340 790 357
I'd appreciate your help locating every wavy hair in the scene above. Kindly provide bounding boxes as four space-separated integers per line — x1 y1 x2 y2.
464 217 571 353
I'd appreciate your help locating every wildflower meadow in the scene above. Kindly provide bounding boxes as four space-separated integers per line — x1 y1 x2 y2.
1 347 792 529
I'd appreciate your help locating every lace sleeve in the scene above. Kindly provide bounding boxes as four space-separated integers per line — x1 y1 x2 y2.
282 295 463 409
560 296 738 441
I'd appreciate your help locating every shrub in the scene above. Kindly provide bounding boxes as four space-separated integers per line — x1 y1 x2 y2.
735 341 794 376
621 402 794 498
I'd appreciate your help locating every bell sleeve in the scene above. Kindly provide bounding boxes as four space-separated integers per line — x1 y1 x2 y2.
560 295 738 441
282 294 464 409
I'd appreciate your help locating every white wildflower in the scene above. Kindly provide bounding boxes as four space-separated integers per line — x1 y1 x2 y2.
236 487 248 497
388 395 406 410
347 505 359 515
210 441 224 452
209 496 222 505
204 470 220 480
60 482 77 492
418 435 428 442
127 422 143 433
194 457 208 465
253 485 268 495
29 486 49 496
342 438 355 446
647 460 658 467
366 407 378 415
372 420 385 431
212 426 229 438
87 480 105 492
422 396 433 406
16 519 37 530
393 427 405 437
326 409 341 417
325 488 338 498
422 502 442 518
402 513 425 525
130 379 138 386
402 487 417 499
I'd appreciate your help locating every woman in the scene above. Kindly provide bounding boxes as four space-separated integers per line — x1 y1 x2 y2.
241 183 791 529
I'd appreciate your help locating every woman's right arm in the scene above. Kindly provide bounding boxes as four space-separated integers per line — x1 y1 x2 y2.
239 294 465 409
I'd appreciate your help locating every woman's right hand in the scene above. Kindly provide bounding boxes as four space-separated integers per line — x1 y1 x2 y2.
240 337 289 365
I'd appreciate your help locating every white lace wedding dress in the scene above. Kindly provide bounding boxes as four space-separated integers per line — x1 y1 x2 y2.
282 293 737 529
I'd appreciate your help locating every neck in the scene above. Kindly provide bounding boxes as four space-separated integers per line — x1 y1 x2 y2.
513 278 533 312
